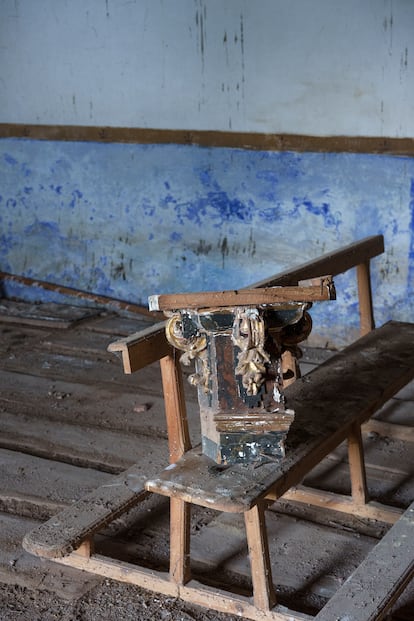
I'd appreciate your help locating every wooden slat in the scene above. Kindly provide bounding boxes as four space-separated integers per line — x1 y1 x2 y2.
107 322 170 374
0 409 168 473
278 486 403 525
22 464 153 558
0 271 162 319
108 236 384 374
314 502 414 621
1 123 414 157
149 280 335 312
55 553 313 620
0 299 101 328
363 419 414 442
250 235 384 288
146 322 414 511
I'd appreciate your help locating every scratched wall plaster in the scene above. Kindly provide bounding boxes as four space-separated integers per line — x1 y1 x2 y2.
0 138 413 346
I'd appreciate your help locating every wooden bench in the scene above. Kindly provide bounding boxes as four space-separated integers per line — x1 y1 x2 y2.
23 236 414 620
313 501 414 621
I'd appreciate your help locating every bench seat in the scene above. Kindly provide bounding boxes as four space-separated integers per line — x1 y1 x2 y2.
314 501 414 621
146 321 414 511
23 321 414 562
23 464 151 558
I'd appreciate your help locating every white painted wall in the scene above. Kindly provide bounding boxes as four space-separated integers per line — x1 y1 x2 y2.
0 0 413 137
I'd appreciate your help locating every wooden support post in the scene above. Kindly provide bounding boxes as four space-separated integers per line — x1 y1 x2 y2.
159 352 192 464
169 497 192 585
74 538 94 558
357 261 375 336
244 503 277 612
160 353 193 586
348 422 369 505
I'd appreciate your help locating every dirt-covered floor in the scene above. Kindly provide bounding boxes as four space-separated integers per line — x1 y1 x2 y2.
0 301 413 620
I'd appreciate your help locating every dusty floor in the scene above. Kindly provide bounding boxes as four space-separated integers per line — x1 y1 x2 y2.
0 300 413 620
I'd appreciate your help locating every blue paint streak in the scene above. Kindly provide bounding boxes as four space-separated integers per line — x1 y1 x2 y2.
174 192 253 227
4 153 18 166
170 231 182 242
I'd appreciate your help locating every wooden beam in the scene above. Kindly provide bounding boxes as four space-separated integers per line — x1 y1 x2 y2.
313 502 414 621
277 486 403 525
362 419 414 443
1 124 414 156
108 235 384 374
107 322 170 373
0 271 161 319
149 280 335 312
250 235 384 288
56 553 313 620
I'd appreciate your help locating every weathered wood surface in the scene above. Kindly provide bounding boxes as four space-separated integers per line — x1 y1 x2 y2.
111 235 384 374
22 463 158 558
0 300 102 328
250 235 384 288
146 322 414 512
149 280 335 312
107 321 171 373
1 299 413 618
0 512 102 599
314 502 414 621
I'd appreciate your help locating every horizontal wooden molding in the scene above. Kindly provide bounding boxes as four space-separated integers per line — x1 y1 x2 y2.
1 123 413 155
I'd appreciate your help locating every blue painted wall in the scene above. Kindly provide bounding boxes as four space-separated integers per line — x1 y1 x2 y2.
1 138 413 347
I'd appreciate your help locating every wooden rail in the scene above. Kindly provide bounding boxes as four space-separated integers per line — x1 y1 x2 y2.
109 235 384 374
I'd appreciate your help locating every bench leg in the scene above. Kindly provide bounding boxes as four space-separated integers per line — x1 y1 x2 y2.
348 422 369 505
357 261 375 336
170 497 192 585
244 503 277 611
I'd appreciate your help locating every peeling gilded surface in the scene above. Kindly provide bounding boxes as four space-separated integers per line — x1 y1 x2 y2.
160 296 319 465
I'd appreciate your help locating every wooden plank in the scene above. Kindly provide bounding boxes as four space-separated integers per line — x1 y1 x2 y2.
363 419 414 442
0 512 102 599
0 272 162 319
149 280 335 312
107 236 382 375
279 486 403 524
22 463 157 558
0 299 101 328
84 313 156 336
0 369 200 443
146 322 414 511
55 552 313 620
250 235 384 288
193 510 377 603
107 322 171 374
314 502 414 621
0 448 109 518
2 124 414 157
0 410 168 473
